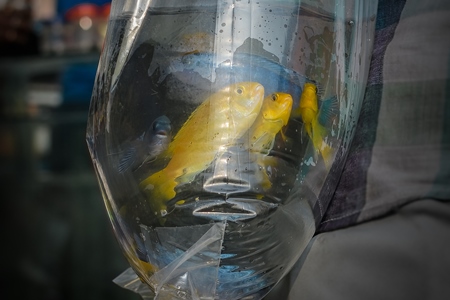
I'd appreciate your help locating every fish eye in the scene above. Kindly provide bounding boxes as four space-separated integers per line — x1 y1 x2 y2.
236 86 244 95
271 94 278 101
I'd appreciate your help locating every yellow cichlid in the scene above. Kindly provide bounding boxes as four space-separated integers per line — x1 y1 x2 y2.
245 92 293 189
296 82 333 169
140 82 265 215
247 92 293 153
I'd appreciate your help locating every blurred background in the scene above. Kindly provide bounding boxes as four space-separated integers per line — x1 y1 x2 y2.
0 0 139 299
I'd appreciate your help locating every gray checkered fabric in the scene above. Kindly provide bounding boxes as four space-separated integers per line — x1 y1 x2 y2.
268 1 450 299
316 0 450 232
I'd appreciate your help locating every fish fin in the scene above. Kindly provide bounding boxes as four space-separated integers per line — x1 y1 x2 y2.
250 131 275 154
118 147 137 173
316 84 326 99
280 125 290 143
182 49 200 57
133 233 149 262
134 154 157 172
257 156 275 190
312 120 333 170
144 154 158 164
305 122 314 143
140 170 177 216
176 170 200 185
310 119 325 153
137 132 146 141
321 143 333 171
261 169 272 190
318 95 339 127
299 121 309 147
139 260 158 274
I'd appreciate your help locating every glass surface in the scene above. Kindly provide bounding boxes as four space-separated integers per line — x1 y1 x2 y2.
87 0 377 299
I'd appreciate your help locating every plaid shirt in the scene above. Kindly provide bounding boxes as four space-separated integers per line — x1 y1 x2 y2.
277 1 450 299
315 0 450 233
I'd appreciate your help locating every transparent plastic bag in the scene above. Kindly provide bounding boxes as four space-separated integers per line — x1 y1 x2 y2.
87 0 378 299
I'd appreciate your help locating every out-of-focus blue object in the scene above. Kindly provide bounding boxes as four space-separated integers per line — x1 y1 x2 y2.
57 0 111 16
62 63 98 105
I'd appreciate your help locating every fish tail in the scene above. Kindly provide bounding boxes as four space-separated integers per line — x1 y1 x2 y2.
280 126 289 144
311 118 324 151
262 174 272 190
305 122 314 144
311 119 333 170
139 260 157 275
259 167 272 191
321 144 333 170
140 170 177 214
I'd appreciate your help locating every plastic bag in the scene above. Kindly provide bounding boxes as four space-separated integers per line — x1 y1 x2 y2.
87 0 378 299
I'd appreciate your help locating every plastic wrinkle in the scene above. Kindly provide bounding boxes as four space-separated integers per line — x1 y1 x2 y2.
113 268 156 299
148 222 225 299
114 222 226 299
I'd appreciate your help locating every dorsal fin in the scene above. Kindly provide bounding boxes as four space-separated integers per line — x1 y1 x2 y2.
318 95 339 127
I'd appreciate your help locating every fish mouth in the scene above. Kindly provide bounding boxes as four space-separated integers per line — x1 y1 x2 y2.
156 131 169 136
253 83 265 98
174 197 278 222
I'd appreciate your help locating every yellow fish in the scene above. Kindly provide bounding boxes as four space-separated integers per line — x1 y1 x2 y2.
140 82 265 215
246 92 293 189
295 82 333 169
247 92 293 153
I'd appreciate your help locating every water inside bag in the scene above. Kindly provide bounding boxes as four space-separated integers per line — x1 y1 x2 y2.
87 0 377 299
